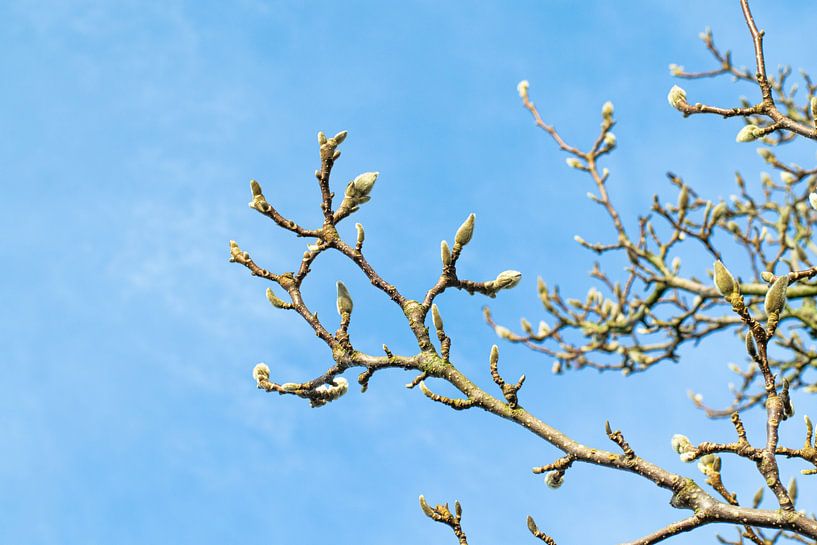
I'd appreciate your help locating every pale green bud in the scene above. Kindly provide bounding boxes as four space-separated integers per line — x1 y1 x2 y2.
671 434 692 454
697 454 721 474
346 172 379 198
455 213 475 247
713 260 737 298
517 80 530 98
545 470 563 489
252 362 270 383
336 281 353 315
355 223 365 247
317 131 327 145
745 330 757 359
764 274 789 316
736 124 761 143
494 270 522 290
667 85 687 109
711 201 727 222
441 240 451 267
333 130 348 144
250 179 263 199
431 304 443 331
266 287 289 309
601 100 614 118
760 271 775 283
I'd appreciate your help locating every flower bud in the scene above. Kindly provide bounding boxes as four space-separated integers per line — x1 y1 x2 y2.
317 131 327 145
431 304 444 331
601 100 614 118
752 487 763 508
520 318 533 335
252 362 270 383
346 172 379 198
455 213 475 247
781 172 797 184
440 240 451 267
761 271 775 283
745 331 757 359
710 201 727 223
667 85 687 109
764 274 789 316
333 130 348 144
419 495 435 518
809 193 817 210
671 434 692 454
697 454 721 475
266 287 289 309
678 185 689 211
336 281 354 315
517 80 530 98
757 148 774 161
565 158 583 169
355 223 365 247
495 326 513 340
604 132 616 147
736 124 760 143
490 344 499 367
811 97 817 120
494 270 522 290
713 260 737 298
545 470 564 489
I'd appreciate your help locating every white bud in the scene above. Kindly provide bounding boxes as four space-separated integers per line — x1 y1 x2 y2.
252 363 270 383
566 157 583 169
431 304 444 331
601 101 614 118
671 434 692 454
494 270 522 290
604 132 616 147
495 326 513 340
517 80 530 98
440 240 451 267
667 85 687 109
545 471 563 489
809 193 817 210
781 172 797 184
736 124 760 143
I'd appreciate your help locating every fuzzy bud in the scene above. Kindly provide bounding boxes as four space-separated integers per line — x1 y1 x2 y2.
565 157 583 169
495 326 513 340
266 287 289 309
604 132 617 147
671 434 692 454
736 124 761 143
811 97 817 120
710 201 727 223
757 148 774 161
601 100 614 118
781 172 797 184
809 193 817 210
713 260 738 298
333 130 348 144
764 274 789 316
667 85 687 110
418 495 435 518
336 281 354 315
761 271 775 283
440 240 451 267
431 304 444 331
517 80 530 98
346 172 379 198
317 131 327 145
697 454 721 475
455 213 476 247
494 270 522 290
545 470 564 489
745 331 757 359
252 363 270 383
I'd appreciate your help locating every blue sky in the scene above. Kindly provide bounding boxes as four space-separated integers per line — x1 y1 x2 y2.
3 1 817 544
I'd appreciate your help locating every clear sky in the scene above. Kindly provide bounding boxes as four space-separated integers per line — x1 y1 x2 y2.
3 1 817 544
